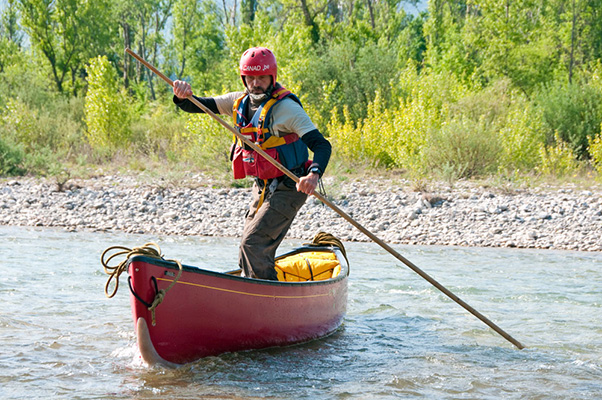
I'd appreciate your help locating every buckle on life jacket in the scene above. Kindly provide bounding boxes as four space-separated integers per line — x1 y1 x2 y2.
272 87 292 100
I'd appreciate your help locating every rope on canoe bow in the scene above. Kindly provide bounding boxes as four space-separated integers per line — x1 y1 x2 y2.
101 242 183 326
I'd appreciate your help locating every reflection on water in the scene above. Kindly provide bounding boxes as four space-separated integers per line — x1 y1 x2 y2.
0 226 601 399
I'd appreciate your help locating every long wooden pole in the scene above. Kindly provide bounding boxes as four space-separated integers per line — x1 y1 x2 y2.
126 48 525 350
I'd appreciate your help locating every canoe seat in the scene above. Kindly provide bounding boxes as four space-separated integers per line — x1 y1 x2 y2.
275 250 341 282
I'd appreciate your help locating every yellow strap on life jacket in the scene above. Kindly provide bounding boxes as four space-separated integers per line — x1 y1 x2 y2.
235 134 295 150
260 135 288 148
232 95 244 127
239 127 269 135
256 179 268 209
232 89 295 149
257 97 278 126
236 127 269 148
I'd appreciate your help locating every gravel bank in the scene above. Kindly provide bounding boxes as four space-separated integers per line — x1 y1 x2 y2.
1 175 601 251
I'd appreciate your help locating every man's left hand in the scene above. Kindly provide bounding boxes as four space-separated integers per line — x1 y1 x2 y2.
296 173 320 195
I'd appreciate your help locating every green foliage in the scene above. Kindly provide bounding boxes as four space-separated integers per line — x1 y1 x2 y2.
0 52 56 111
2 96 81 148
308 39 399 124
0 135 25 176
425 118 500 179
19 0 113 95
589 133 602 175
1 98 40 150
535 80 602 159
179 114 232 173
327 66 466 173
388 67 468 173
0 94 85 175
0 36 20 74
168 0 226 92
538 133 579 176
129 101 187 162
449 79 511 125
84 56 132 153
1 0 601 182
497 101 546 172
21 144 63 176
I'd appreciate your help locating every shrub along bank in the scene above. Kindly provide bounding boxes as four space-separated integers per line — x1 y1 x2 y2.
2 1 602 184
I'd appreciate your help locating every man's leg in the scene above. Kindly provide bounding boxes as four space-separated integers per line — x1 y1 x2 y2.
239 179 308 279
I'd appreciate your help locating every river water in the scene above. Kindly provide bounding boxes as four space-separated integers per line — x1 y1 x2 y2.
0 226 600 399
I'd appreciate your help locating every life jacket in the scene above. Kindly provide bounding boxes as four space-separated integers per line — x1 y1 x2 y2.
230 86 309 180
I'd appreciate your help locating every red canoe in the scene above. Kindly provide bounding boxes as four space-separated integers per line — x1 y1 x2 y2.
127 245 349 366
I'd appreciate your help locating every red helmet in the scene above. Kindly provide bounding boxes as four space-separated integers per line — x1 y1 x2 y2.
239 47 277 86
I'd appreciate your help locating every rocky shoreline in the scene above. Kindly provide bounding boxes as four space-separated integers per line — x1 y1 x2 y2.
1 174 601 252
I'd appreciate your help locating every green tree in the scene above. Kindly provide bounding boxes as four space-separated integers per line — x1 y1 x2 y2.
581 0 602 62
19 0 114 95
169 0 225 91
241 0 258 24
84 56 131 152
536 80 602 159
0 0 23 74
0 0 22 46
114 0 173 98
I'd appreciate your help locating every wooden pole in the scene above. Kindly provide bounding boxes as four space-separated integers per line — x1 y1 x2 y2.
126 48 525 350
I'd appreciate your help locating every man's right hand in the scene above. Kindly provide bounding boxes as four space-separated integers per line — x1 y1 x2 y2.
173 80 193 99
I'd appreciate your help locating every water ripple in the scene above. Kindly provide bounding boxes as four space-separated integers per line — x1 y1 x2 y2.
1 226 601 399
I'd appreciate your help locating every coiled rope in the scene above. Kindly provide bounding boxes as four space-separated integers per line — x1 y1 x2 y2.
306 231 349 273
101 242 182 326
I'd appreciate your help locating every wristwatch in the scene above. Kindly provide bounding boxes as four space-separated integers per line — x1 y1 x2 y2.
309 166 322 176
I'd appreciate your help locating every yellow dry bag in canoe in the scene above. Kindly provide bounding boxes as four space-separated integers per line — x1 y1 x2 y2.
275 251 341 282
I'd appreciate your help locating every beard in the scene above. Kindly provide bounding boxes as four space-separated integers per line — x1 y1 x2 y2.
245 82 277 107
249 92 269 105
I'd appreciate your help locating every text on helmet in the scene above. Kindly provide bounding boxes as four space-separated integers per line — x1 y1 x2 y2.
242 64 272 72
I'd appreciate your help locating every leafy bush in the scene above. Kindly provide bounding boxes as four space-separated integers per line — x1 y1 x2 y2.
424 117 500 179
327 89 431 171
327 66 467 175
387 67 468 173
179 113 232 173
327 105 360 162
535 81 602 159
1 96 83 151
21 145 63 177
0 50 51 111
589 133 602 175
350 92 396 167
297 37 400 126
1 98 40 150
84 56 132 152
129 101 187 161
497 98 546 172
449 79 512 124
387 93 438 174
0 96 85 175
537 133 579 176
0 135 25 176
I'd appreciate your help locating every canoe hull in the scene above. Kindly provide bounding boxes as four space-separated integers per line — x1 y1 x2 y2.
128 248 348 365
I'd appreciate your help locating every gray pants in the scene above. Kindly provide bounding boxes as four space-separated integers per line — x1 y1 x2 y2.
239 178 308 280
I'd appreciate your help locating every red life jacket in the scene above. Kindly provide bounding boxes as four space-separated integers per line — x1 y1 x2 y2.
230 86 309 180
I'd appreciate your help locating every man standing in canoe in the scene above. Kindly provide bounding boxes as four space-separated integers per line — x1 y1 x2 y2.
172 46 332 281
